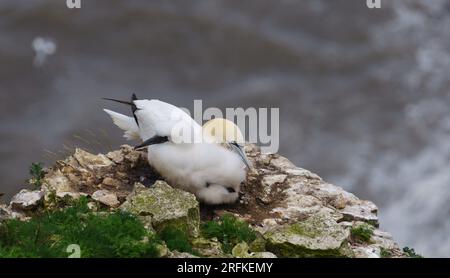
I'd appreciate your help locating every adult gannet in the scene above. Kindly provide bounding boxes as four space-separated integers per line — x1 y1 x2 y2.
103 95 249 205
202 118 252 169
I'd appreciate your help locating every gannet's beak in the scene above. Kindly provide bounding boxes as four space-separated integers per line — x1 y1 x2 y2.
229 142 253 170
134 136 169 150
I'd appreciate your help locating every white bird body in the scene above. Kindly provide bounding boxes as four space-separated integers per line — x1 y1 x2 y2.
104 98 246 204
147 142 245 204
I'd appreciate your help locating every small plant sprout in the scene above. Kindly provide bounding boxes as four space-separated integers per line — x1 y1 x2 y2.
350 223 374 243
403 247 423 258
201 214 256 253
29 162 45 189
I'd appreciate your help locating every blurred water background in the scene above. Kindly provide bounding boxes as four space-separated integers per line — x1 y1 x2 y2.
1 0 450 257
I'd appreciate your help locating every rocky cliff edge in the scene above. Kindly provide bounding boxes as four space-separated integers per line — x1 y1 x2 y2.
0 144 404 258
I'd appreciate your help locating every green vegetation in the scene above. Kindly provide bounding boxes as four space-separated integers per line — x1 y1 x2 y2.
350 223 374 243
380 247 392 258
29 162 45 189
201 214 256 253
159 226 195 254
0 197 161 258
403 247 423 258
43 190 70 211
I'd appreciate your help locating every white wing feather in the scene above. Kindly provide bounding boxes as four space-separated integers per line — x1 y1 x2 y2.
134 99 201 141
103 109 140 140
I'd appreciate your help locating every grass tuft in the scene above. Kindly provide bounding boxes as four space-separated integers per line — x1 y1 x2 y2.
380 247 392 258
29 162 45 189
159 227 195 255
350 223 374 243
201 214 256 253
0 197 160 258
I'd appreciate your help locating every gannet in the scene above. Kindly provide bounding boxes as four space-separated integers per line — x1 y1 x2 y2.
103 95 250 204
202 118 252 169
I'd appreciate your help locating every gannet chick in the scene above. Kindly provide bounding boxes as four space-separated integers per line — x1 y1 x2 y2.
103 95 247 205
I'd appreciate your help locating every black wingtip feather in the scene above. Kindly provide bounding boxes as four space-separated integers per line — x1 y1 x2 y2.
102 98 133 105
131 93 139 126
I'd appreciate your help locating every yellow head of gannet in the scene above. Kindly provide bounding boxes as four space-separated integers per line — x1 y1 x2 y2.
203 118 252 169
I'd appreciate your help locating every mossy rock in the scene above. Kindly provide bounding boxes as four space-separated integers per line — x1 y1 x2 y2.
264 212 351 258
121 181 200 238
249 235 267 253
232 242 277 258
191 237 229 258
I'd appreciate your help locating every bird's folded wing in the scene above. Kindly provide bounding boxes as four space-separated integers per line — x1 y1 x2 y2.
103 109 140 140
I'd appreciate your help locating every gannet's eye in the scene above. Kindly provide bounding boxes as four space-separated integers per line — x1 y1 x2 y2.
226 187 236 193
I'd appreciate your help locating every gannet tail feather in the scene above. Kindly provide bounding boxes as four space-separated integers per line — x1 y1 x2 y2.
103 109 140 140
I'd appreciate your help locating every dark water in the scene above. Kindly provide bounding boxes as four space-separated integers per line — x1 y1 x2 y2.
1 0 450 256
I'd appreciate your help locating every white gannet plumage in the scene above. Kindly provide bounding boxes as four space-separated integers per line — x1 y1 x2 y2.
103 95 247 205
202 118 253 169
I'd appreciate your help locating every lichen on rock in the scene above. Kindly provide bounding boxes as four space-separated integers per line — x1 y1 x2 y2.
120 181 200 238
191 237 228 258
232 242 277 258
262 211 351 258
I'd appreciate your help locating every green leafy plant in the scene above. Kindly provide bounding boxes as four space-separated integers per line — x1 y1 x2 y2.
380 247 392 258
29 162 45 189
201 214 256 253
350 223 374 243
0 197 161 258
159 227 195 255
403 247 423 258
